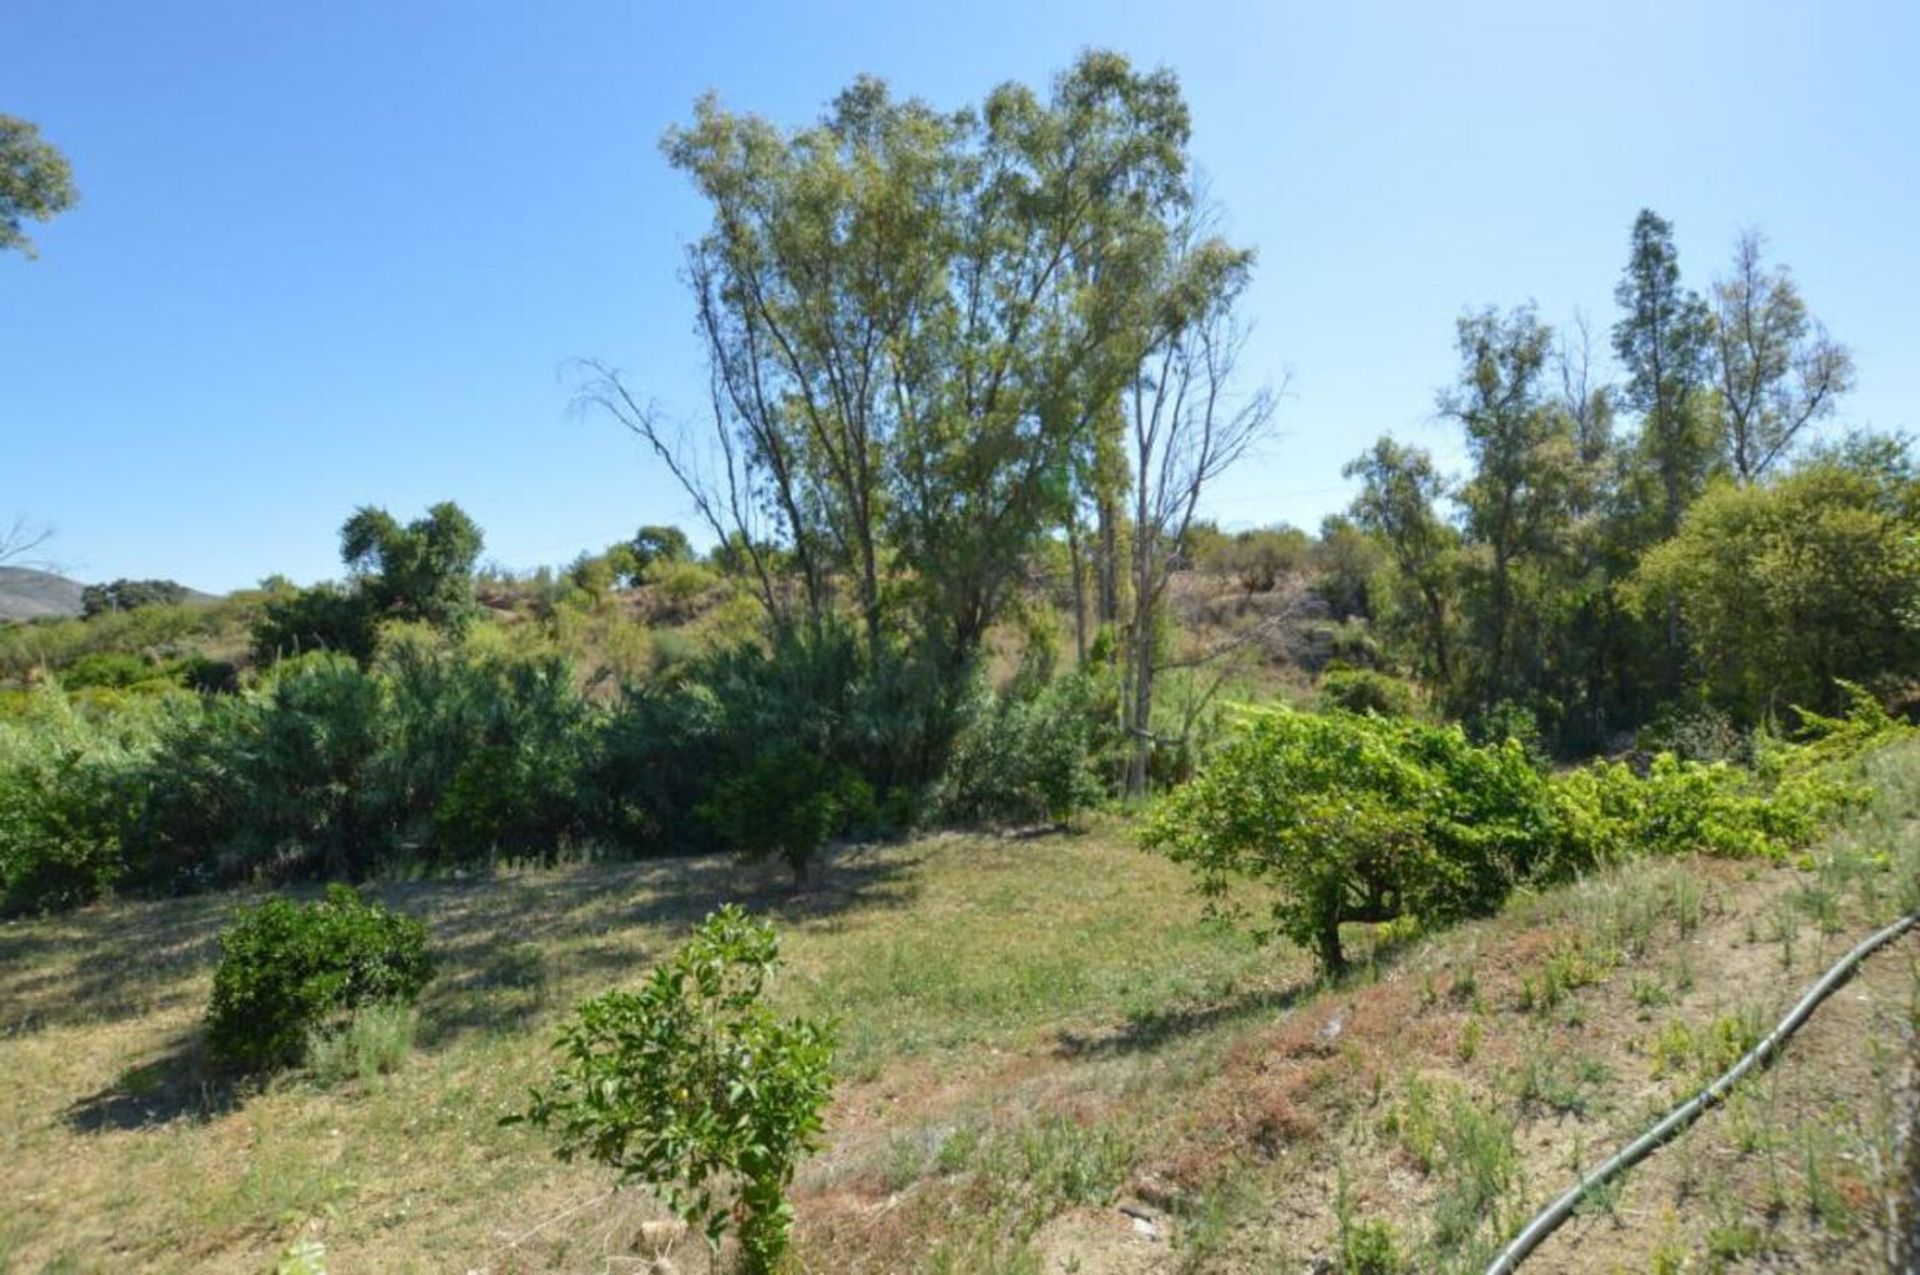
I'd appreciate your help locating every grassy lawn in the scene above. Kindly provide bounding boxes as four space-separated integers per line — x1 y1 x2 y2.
4 753 1920 1273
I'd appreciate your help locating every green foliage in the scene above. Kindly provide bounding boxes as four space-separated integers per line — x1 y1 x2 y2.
0 597 242 686
407 648 596 865
698 744 873 885
0 688 146 914
79 579 190 617
511 907 835 1273
59 651 164 691
1200 525 1310 594
241 654 391 879
630 524 693 574
341 501 486 635
597 620 967 861
1317 666 1418 718
251 583 378 667
206 884 434 1072
1630 454 1920 722
0 113 79 258
1150 695 1892 972
939 670 1112 826
1144 708 1553 972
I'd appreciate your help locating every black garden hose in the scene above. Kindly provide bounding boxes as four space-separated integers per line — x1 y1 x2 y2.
1483 909 1920 1274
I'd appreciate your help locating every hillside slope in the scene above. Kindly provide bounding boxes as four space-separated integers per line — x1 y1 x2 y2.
2 753 1917 1271
0 567 85 621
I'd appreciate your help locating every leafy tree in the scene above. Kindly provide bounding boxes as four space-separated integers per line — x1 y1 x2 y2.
1310 515 1384 622
1710 230 1854 482
340 501 484 634
1613 209 1715 538
1440 305 1576 715
0 115 78 259
79 578 190 617
512 907 835 1274
1345 440 1459 689
1145 708 1551 973
1629 445 1920 720
586 52 1204 673
1211 526 1310 597
630 524 692 573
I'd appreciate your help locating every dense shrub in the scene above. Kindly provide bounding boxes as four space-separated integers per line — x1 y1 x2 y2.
0 690 150 914
0 599 239 685
597 620 965 863
206 884 434 1071
1145 708 1551 972
511 907 834 1274
1153 694 1901 973
240 654 391 879
60 651 163 690
410 651 596 864
698 744 872 885
939 670 1111 826
1317 666 1418 717
251 584 379 666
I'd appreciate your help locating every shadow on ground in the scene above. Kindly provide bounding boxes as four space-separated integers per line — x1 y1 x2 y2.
4 839 922 1056
1053 980 1315 1059
63 1027 244 1133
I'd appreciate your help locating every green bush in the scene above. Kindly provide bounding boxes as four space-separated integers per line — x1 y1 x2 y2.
1155 694 1897 974
239 654 392 879
0 689 151 914
1317 666 1418 717
938 670 1111 826
1145 708 1552 972
511 907 835 1274
698 743 872 886
415 652 595 864
251 584 378 667
206 884 434 1071
60 651 163 690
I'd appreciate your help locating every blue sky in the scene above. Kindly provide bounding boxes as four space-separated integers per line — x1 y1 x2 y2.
3 1 1915 592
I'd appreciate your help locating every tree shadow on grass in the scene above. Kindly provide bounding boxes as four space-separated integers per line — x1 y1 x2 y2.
402 841 924 1051
6 840 922 1046
1 895 234 1038
1050 921 1436 1061
1052 980 1317 1060
63 1027 244 1133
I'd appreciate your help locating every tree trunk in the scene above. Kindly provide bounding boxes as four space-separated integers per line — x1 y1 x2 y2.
1066 515 1088 665
1315 914 1346 977
1097 491 1121 628
1125 606 1154 798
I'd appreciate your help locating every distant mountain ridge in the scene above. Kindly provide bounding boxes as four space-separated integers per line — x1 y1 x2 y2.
0 568 216 622
0 567 87 620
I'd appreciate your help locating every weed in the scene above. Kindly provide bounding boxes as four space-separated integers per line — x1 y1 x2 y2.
1800 1124 1853 1232
1631 974 1671 1012
305 1004 418 1086
1456 1015 1483 1063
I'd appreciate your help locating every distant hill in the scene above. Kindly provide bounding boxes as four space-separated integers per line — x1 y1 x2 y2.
0 569 218 623
0 567 86 621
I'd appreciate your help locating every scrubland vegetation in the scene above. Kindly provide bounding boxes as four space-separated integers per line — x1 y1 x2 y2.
6 48 1920 1274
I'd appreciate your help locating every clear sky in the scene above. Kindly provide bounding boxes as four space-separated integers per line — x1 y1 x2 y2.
3 1 1915 592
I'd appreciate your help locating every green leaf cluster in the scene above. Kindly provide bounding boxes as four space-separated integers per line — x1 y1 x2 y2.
206 883 434 1071
512 906 834 1274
